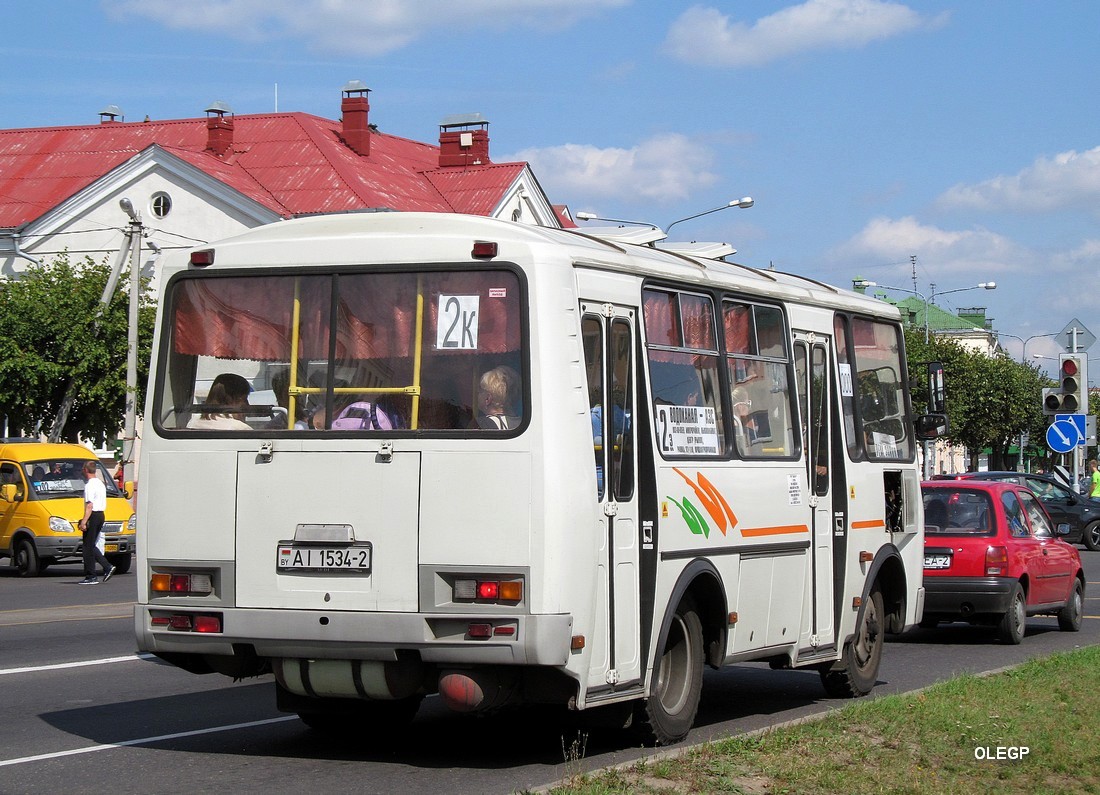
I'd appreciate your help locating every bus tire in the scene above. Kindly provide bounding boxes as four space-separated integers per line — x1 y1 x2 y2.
635 595 704 746
298 695 422 735
820 586 883 698
15 537 40 577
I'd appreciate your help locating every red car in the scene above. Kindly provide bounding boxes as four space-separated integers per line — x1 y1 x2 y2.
921 480 1085 644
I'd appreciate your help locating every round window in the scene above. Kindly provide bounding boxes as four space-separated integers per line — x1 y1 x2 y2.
150 192 172 219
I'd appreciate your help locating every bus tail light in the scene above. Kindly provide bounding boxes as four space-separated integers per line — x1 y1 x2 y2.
985 546 1008 576
163 612 223 633
453 577 523 604
151 572 214 596
466 622 516 640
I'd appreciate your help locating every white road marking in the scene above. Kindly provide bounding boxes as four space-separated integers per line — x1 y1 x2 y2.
0 653 157 676
0 716 298 768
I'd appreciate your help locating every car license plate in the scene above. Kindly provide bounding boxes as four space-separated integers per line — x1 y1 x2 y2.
276 543 371 574
924 553 951 569
105 544 119 553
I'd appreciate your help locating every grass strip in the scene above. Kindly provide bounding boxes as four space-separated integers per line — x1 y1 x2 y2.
543 644 1100 795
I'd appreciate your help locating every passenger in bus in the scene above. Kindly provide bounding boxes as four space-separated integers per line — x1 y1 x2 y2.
188 373 252 430
270 369 309 430
476 366 520 430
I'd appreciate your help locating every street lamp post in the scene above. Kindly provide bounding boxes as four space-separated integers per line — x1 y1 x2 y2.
853 278 997 478
665 197 753 235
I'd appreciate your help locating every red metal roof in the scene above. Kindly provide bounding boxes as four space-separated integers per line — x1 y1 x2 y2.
0 112 527 228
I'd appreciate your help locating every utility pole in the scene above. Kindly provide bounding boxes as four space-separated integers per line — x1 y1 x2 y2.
48 201 143 444
122 200 143 487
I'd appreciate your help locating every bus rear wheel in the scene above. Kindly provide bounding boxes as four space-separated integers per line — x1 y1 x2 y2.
820 586 883 698
635 595 704 746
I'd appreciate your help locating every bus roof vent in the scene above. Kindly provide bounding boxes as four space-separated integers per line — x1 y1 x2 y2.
660 241 736 260
578 226 667 246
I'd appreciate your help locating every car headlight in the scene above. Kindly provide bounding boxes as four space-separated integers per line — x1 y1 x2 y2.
127 514 137 531
50 516 76 533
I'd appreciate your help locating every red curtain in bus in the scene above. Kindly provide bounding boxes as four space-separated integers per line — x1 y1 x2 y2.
172 272 521 361
643 289 716 363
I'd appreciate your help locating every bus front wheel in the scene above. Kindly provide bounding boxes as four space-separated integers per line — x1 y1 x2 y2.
820 586 883 698
635 595 704 746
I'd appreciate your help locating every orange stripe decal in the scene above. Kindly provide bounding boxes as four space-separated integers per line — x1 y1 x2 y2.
851 519 886 529
739 524 809 537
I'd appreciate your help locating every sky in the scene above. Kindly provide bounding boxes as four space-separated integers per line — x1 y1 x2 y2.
3 0 1099 374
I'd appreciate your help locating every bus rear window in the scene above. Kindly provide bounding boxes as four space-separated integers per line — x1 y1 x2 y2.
156 269 525 434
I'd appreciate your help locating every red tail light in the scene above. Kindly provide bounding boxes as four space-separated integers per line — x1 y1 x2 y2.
985 545 1008 575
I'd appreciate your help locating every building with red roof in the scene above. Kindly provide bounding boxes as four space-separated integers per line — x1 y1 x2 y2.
0 81 565 278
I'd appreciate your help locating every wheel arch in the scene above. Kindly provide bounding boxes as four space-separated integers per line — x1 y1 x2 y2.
861 544 906 634
653 559 727 674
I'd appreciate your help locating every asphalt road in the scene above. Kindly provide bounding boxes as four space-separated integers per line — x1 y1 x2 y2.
2 551 1098 795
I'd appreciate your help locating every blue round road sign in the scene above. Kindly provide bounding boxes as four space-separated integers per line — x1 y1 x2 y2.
1047 419 1080 453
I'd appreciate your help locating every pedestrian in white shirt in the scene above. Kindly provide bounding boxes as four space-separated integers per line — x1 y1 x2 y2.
78 460 114 585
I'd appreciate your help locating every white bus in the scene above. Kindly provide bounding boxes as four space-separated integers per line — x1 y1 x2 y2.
135 212 940 744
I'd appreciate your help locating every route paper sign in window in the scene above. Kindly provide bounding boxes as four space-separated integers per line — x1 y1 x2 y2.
657 404 720 456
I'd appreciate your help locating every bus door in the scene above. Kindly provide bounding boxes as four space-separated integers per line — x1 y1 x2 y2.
581 304 641 692
794 334 835 651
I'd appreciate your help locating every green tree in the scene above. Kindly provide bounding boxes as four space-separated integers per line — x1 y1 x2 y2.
903 329 1047 470
0 253 156 445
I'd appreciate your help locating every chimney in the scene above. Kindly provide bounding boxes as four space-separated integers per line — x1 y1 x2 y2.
204 101 234 157
341 80 371 157
438 113 490 168
98 105 123 124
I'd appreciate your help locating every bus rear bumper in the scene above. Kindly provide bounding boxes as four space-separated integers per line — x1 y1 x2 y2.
134 605 574 667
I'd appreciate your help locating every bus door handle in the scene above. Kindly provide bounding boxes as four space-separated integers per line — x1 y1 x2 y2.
604 502 618 517
377 440 394 463
257 441 273 463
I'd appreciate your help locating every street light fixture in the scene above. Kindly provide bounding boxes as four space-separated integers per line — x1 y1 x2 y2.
665 197 754 235
995 332 1058 363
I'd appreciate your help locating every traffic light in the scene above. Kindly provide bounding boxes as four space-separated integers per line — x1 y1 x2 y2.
1042 354 1086 415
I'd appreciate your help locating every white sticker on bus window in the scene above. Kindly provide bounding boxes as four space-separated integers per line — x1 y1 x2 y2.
838 363 854 397
489 287 507 298
656 404 720 456
871 431 898 457
437 294 480 350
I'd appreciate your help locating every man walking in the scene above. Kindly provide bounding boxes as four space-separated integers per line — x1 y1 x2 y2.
78 460 115 585
1089 459 1100 500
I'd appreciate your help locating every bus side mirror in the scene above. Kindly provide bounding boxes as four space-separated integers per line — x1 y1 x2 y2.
0 483 16 502
915 413 948 440
927 361 946 414
124 481 135 500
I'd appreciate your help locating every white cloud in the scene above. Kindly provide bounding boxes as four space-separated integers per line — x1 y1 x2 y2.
507 133 720 204
663 0 948 67
938 146 1100 213
834 216 1026 278
104 0 630 56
